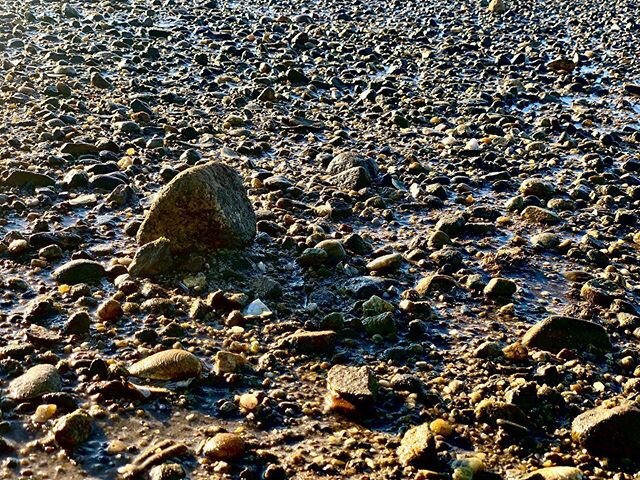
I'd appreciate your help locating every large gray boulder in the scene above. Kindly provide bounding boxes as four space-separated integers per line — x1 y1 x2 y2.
137 163 256 254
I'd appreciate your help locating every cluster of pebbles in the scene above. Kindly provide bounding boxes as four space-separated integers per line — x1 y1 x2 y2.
1 0 640 478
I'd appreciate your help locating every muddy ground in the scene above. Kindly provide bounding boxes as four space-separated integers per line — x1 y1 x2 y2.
0 0 639 478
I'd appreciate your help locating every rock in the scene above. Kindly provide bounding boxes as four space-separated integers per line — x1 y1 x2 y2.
8 364 62 401
345 276 386 298
297 247 328 267
116 121 141 134
547 58 576 73
483 277 517 298
521 467 584 480
52 409 92 449
286 68 309 85
128 237 173 277
362 312 396 336
397 423 437 468
128 350 203 380
8 239 28 254
474 399 528 426
327 152 378 178
366 252 403 272
263 175 293 191
1 169 55 188
580 278 624 306
137 163 256 254
521 206 562 224
97 299 123 321
257 87 277 102
90 72 112 89
344 233 372 254
327 365 378 406
32 404 58 424
571 404 640 458
623 83 640 96
149 463 186 480
65 311 91 335
214 351 244 375
202 433 245 461
89 173 126 191
562 271 593 283
487 0 506 14
362 295 394 317
26 325 61 347
62 4 81 18
53 260 106 285
474 341 504 359
315 239 347 264
435 213 466 236
531 232 560 250
519 179 555 199
416 274 457 295
61 142 99 156
329 166 372 190
242 299 272 318
428 230 452 249
288 330 336 353
522 315 611 353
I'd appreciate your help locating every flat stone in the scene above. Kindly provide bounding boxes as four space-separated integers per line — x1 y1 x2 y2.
1 169 55 188
366 252 403 272
521 206 562 224
8 364 62 401
522 316 611 353
327 365 378 406
288 330 336 353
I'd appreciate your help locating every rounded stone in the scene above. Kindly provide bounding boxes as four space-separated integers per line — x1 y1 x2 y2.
8 364 62 401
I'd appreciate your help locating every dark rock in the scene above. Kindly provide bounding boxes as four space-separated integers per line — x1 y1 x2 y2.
522 316 611 353
53 260 106 284
571 404 640 458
